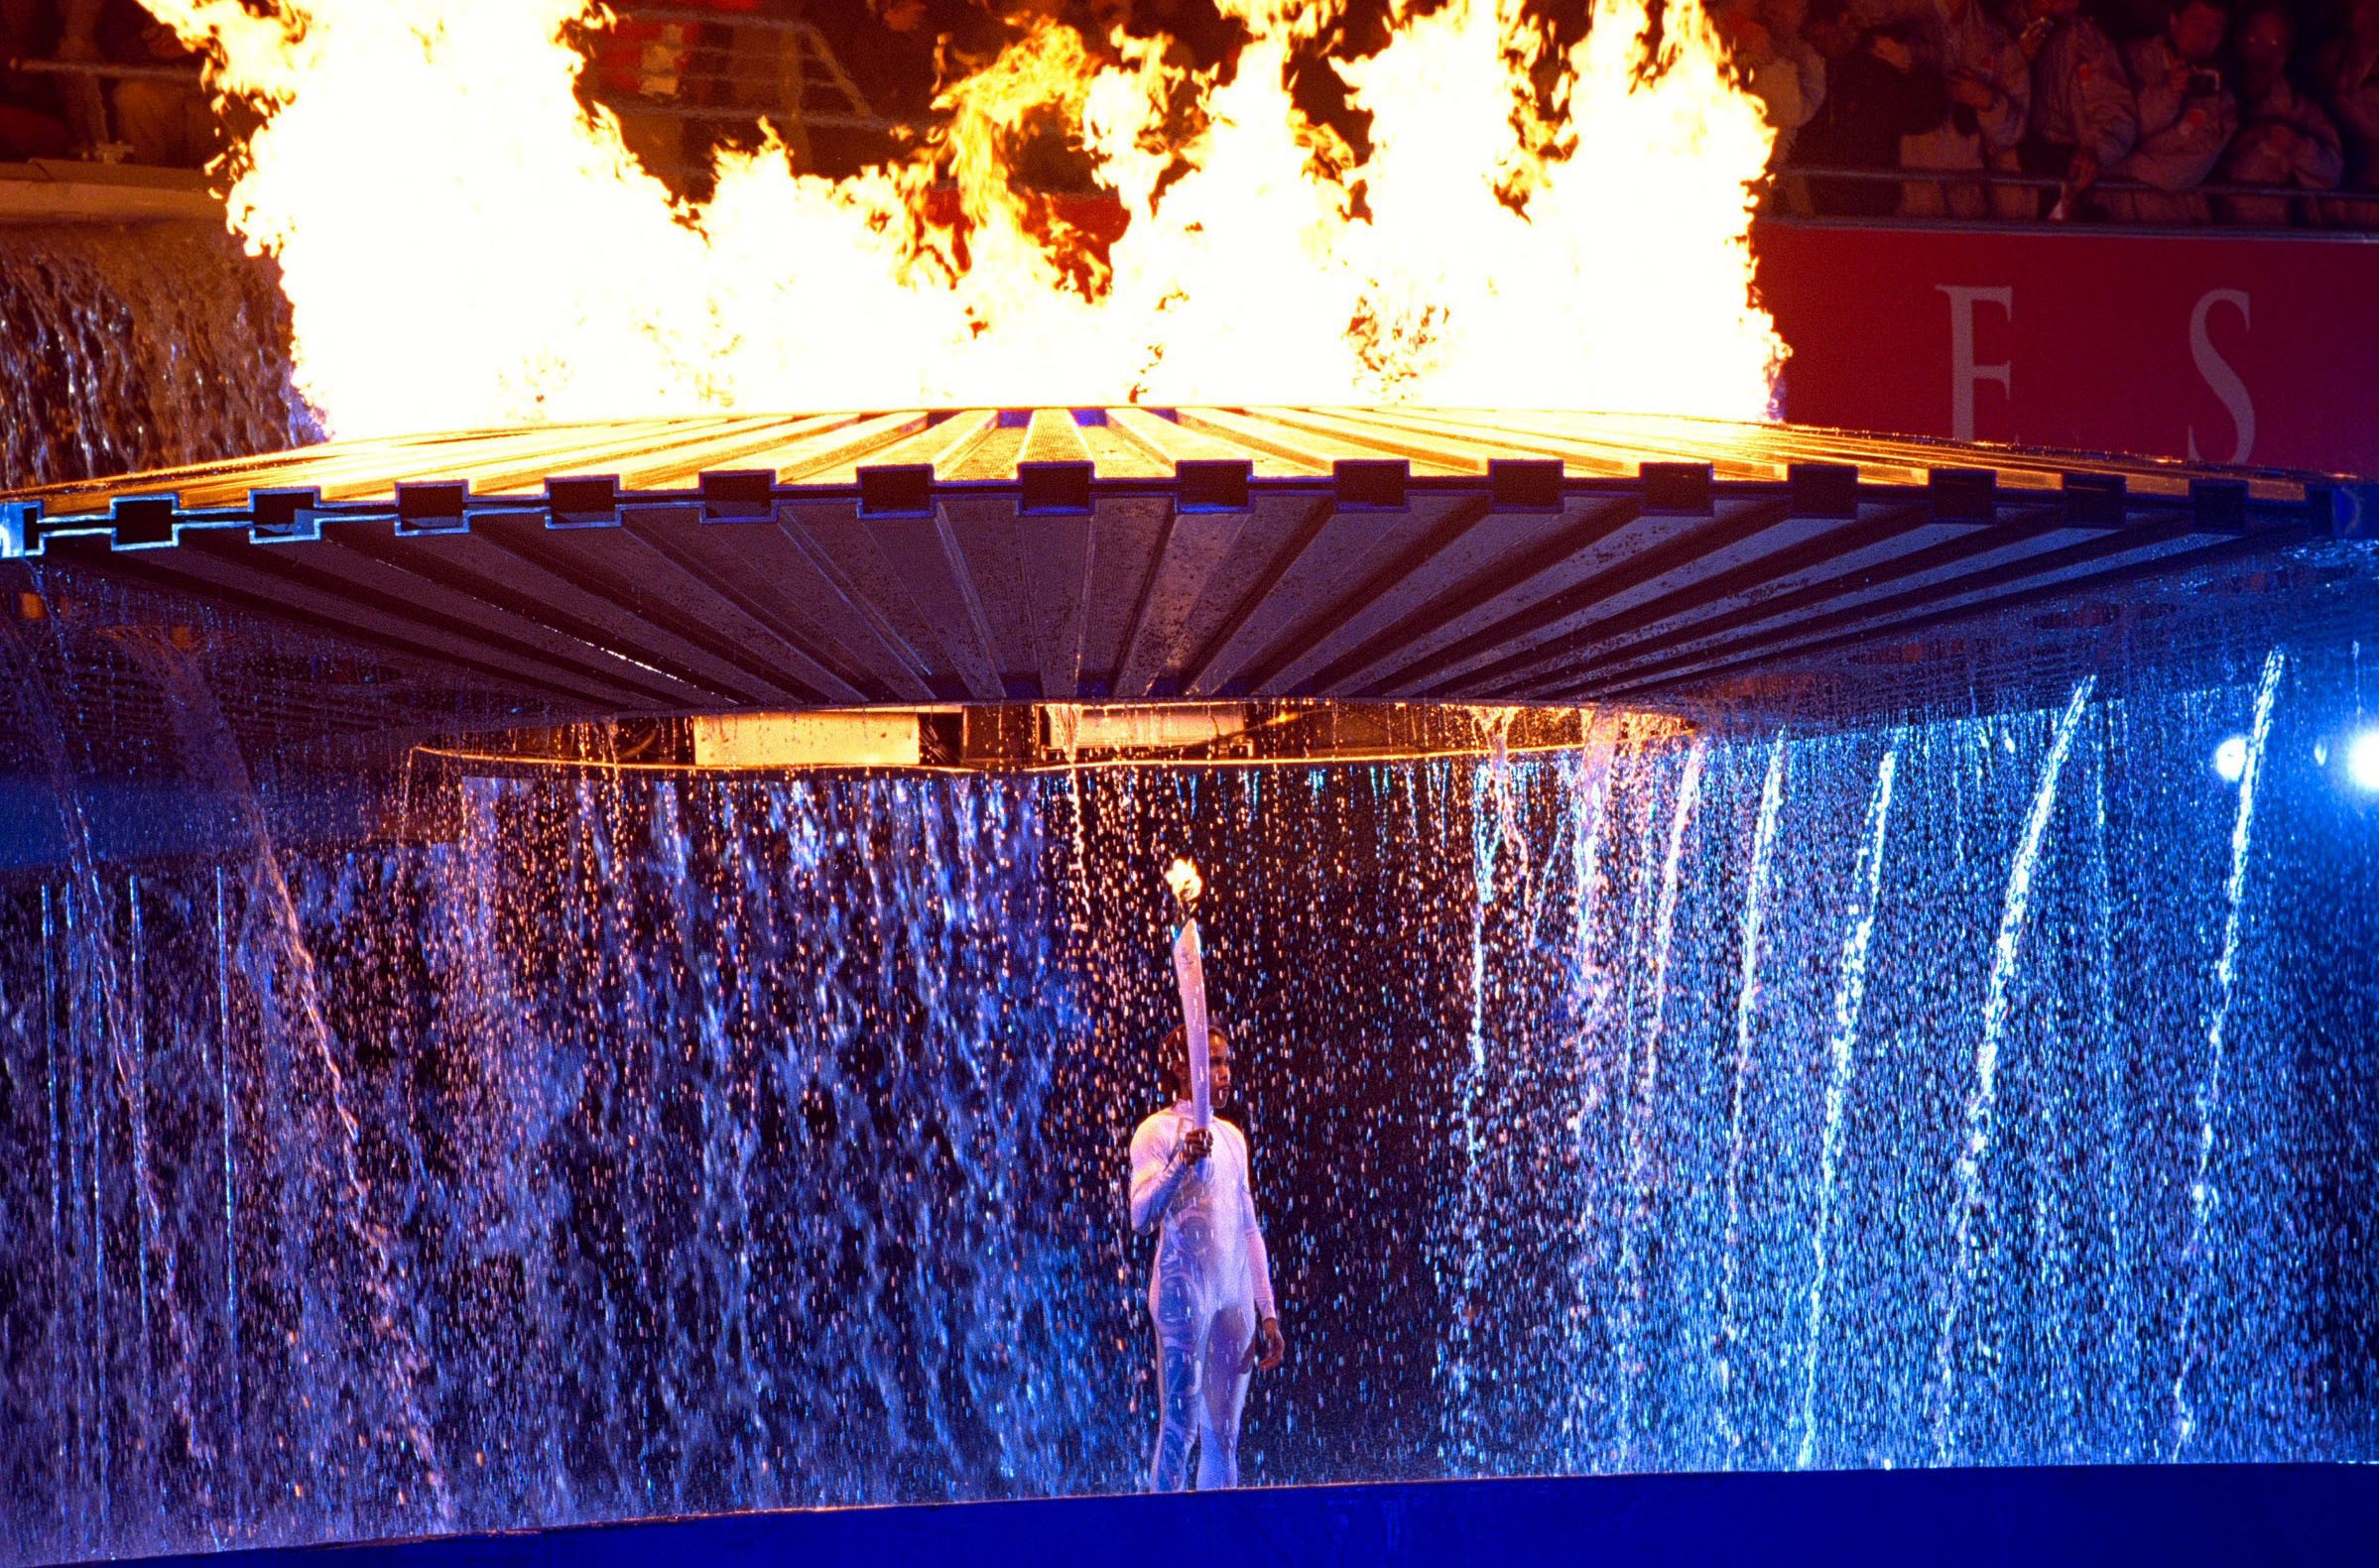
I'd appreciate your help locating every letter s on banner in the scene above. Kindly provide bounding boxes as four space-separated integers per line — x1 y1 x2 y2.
2187 289 2255 466
1936 286 2014 442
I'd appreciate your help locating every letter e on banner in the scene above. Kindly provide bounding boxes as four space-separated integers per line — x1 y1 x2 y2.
2187 290 2255 466
1937 286 2014 442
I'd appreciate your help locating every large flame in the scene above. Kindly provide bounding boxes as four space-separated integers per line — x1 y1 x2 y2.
142 0 1783 438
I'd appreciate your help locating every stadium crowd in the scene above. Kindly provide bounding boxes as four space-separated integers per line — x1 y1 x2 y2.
1731 0 2379 223
2 0 2374 227
0 0 215 168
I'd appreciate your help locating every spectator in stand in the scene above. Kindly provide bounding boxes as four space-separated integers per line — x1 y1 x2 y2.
854 0 952 124
1898 0 2031 218
2105 0 2237 223
1718 0 1830 173
51 0 110 154
582 0 781 188
2017 0 2139 215
670 0 773 178
2219 2 2340 223
586 7 694 178
0 0 72 161
804 0 1016 175
104 2 216 168
2316 0 2379 225
1792 0 1948 215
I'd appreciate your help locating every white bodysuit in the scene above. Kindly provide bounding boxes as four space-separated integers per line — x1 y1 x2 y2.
1128 1103 1277 1491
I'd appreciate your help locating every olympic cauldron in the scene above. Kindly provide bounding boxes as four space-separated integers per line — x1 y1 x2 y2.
1 404 2362 758
1 409 2376 1568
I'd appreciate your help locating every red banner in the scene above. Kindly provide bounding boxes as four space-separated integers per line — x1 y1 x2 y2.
1754 219 2379 478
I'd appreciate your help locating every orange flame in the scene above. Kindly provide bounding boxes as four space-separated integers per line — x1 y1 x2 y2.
1164 857 1203 906
142 0 1783 438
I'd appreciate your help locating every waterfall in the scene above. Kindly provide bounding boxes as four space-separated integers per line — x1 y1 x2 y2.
0 609 191 1550
1558 719 1620 1468
1437 761 1496 1449
131 637 452 1528
2170 649 2286 1454
1795 743 1899 1471
1611 739 1708 1468
212 865 246 1535
2084 714 2139 1460
38 885 67 1544
1713 732 1788 1463
0 656 2368 1560
1439 716 1532 1468
1932 678 2096 1461
0 222 313 489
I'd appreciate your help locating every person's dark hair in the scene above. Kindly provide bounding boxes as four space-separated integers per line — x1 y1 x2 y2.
1159 1020 1232 1100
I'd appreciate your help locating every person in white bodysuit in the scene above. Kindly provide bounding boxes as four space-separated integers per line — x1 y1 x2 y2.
1128 1022 1285 1491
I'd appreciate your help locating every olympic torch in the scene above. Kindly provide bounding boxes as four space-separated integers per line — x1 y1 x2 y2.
1165 858 1211 1131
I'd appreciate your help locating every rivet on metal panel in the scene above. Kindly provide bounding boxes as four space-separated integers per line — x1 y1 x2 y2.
1640 461 1712 515
859 463 936 518
2188 477 2249 534
1488 458 1564 512
699 469 776 522
547 475 622 527
108 494 179 547
249 488 321 542
1176 459 1251 512
395 480 469 532
1787 462 1859 518
1334 458 1409 509
2059 472 2126 526
1927 467 1997 521
1020 461 1092 516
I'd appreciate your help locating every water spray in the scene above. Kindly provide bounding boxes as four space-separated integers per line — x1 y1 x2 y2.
1165 857 1211 1132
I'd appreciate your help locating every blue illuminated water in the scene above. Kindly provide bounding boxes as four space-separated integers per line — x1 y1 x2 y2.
1795 740 1894 1470
0 648 2375 1562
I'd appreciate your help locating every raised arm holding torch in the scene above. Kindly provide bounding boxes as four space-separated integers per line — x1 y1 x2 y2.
1128 857 1286 1491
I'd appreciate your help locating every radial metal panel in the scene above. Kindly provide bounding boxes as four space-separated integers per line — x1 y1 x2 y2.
1584 523 2234 701
1 408 2359 737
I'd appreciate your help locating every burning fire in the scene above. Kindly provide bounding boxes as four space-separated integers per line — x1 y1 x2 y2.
1164 857 1203 907
141 0 1783 439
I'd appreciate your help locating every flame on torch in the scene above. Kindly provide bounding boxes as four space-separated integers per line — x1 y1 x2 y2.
1164 857 1203 908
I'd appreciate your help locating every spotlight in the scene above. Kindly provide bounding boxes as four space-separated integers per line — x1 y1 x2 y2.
2213 735 2248 783
2348 728 2379 792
